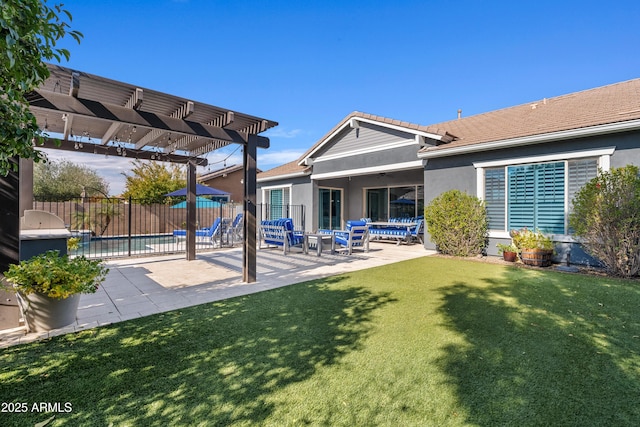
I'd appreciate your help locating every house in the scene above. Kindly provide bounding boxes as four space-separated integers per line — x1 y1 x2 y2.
199 164 260 204
257 79 640 264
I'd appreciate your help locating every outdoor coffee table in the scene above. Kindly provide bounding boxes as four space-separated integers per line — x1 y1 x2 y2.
304 233 334 256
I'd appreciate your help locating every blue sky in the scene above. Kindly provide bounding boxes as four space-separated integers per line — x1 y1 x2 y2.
41 0 640 195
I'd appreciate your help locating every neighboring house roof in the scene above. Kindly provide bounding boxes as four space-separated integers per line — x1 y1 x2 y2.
257 159 311 182
419 78 640 158
199 164 260 181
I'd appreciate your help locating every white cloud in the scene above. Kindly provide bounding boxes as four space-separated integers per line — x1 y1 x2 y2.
264 128 303 139
257 150 304 168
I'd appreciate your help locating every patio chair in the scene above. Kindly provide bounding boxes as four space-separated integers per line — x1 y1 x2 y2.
173 217 227 246
410 218 425 244
228 213 243 244
332 220 369 255
259 218 305 254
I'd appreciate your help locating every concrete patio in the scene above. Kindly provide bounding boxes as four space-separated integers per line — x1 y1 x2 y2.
0 242 434 348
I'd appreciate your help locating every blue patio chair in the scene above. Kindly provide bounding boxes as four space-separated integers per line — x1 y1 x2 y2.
410 218 425 244
332 220 369 255
228 213 243 243
259 218 305 254
173 217 226 246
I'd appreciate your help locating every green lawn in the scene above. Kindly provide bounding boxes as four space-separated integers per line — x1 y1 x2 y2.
1 257 639 426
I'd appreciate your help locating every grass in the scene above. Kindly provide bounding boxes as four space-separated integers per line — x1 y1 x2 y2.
1 256 639 426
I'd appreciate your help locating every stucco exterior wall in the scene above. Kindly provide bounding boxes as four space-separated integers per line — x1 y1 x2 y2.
422 130 640 265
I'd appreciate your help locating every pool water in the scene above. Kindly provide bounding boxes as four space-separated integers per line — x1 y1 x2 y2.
70 235 177 258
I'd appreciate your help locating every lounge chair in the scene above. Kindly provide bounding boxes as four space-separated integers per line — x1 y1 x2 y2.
229 213 243 244
173 217 228 246
332 220 369 255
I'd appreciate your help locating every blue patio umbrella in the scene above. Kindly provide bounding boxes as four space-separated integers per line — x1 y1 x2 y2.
391 198 415 205
165 183 229 197
170 197 221 209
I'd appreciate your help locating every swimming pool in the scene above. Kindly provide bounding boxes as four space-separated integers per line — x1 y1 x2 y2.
69 234 179 259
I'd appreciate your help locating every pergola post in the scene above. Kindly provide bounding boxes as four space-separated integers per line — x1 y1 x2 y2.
0 158 20 274
186 161 197 261
243 135 258 283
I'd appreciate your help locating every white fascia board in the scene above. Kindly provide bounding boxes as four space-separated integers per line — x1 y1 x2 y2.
310 160 423 180
301 116 443 166
473 147 616 168
419 119 640 159
257 171 309 183
352 117 444 140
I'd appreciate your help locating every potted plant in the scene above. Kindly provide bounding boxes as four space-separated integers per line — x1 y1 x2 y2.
1 250 109 331
510 228 555 267
496 242 519 262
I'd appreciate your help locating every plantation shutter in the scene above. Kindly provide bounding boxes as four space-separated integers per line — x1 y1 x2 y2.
269 189 283 219
568 159 598 208
484 168 505 230
507 162 565 234
268 188 291 219
535 162 565 234
508 165 536 231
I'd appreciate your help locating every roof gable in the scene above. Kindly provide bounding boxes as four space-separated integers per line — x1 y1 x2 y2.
298 111 452 166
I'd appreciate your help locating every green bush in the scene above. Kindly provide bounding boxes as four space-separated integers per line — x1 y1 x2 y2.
569 165 640 277
424 190 488 256
510 228 555 252
1 250 109 299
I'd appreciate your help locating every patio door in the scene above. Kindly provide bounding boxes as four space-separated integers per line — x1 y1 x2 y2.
318 188 342 230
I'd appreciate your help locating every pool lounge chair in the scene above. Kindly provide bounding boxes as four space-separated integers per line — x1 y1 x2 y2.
229 213 243 244
173 217 227 246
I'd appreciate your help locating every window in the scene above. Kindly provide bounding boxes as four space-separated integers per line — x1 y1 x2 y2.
262 187 290 220
480 156 602 235
365 185 424 220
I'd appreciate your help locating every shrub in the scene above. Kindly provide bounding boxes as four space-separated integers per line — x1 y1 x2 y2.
1 250 109 299
510 228 554 252
569 165 640 277
424 190 488 256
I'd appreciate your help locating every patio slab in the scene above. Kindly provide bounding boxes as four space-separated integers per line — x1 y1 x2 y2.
0 242 434 348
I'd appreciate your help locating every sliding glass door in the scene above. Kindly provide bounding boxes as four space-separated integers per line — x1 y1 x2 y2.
318 188 342 230
365 185 424 220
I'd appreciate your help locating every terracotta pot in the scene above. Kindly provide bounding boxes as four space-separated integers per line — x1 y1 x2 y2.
520 249 553 267
17 292 80 332
502 251 517 262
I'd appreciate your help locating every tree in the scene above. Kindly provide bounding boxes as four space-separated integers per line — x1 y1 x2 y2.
0 0 82 176
33 160 109 200
122 160 186 204
569 165 640 277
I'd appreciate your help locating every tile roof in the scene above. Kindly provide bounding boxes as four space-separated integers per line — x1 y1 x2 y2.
199 164 261 181
257 159 310 180
421 78 640 151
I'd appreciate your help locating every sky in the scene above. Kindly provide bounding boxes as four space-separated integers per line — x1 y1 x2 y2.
40 0 640 195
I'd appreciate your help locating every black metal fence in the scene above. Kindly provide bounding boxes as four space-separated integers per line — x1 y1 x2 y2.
257 204 306 231
32 197 242 259
27 199 307 259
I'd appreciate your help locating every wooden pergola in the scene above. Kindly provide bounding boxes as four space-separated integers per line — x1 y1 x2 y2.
2 63 277 282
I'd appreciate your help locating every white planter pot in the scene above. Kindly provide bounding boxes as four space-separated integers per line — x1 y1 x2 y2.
18 292 80 332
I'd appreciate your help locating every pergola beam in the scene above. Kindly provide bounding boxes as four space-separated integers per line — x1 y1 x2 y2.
134 101 196 149
38 138 208 165
28 89 270 149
